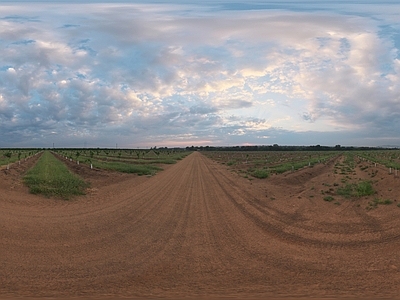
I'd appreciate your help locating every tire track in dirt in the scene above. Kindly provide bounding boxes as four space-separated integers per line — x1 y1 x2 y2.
1 151 400 299
201 153 400 248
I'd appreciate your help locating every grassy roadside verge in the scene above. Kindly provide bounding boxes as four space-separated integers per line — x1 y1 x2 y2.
24 151 89 199
92 160 162 175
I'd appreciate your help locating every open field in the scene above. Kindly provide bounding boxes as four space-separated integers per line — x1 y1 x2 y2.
1 150 400 299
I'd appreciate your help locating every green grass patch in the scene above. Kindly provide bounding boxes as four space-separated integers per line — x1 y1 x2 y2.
323 196 335 202
94 161 162 175
337 181 375 198
24 151 89 199
227 160 236 166
367 198 393 210
251 168 269 179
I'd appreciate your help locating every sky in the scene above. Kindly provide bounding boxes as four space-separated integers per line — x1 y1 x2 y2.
0 1 400 148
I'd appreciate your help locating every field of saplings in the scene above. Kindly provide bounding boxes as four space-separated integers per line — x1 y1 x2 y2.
202 149 400 179
1 148 400 299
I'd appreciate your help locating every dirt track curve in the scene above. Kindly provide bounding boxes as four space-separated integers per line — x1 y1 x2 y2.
1 152 400 299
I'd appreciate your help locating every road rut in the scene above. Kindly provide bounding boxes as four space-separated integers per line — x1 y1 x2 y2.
1 152 400 299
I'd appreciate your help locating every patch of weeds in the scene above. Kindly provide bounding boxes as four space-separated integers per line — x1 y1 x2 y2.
367 198 393 210
227 160 236 166
334 201 341 205
251 168 269 179
337 181 375 198
333 183 339 187
397 203 400 208
377 198 393 205
336 184 353 198
270 197 276 201
324 196 335 202
356 181 375 197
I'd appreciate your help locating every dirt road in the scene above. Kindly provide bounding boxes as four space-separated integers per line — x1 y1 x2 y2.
1 152 400 299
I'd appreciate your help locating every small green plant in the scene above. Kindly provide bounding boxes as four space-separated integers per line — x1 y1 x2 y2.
324 196 335 202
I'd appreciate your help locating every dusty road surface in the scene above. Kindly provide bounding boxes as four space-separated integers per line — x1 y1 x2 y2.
1 152 400 299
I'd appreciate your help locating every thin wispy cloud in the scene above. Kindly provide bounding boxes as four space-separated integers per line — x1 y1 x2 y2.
0 1 399 147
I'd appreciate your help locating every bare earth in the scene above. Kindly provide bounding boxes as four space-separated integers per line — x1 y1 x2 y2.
1 152 400 299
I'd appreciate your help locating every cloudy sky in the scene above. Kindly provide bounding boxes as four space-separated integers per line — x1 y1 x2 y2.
1 1 400 148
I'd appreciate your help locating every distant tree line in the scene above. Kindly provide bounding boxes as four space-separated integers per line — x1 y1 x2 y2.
185 144 396 152
1 145 397 152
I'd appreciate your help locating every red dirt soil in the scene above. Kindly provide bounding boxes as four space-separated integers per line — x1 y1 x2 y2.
1 152 400 299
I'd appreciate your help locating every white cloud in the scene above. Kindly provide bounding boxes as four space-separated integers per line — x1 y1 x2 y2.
0 2 400 147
